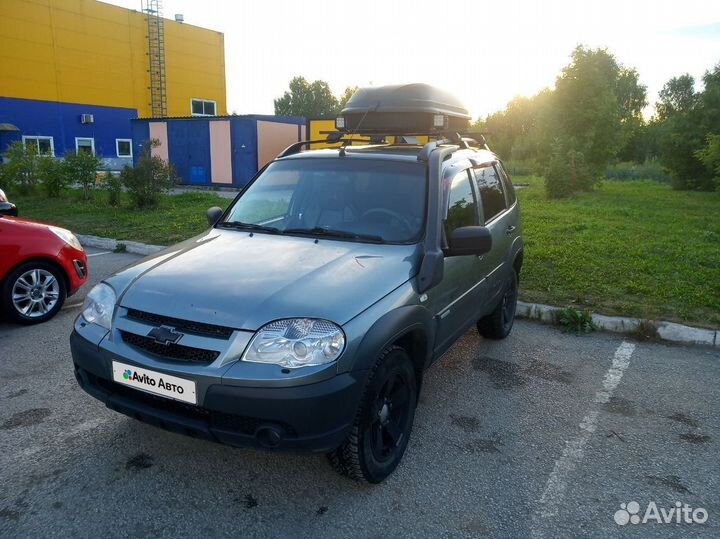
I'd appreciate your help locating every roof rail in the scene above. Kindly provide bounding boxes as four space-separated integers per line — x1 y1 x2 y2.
416 132 476 161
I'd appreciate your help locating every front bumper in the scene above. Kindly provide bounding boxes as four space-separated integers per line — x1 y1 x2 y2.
59 244 88 295
70 330 366 452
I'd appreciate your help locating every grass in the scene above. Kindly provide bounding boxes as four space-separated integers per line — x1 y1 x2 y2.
13 189 231 246
516 176 720 327
11 180 720 327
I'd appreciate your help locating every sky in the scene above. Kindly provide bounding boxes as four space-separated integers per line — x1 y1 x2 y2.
106 0 720 119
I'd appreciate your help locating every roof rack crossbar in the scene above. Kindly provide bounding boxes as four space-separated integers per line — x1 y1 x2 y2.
277 137 385 159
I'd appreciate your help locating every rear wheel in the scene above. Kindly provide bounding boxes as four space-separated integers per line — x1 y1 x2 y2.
2 261 67 324
327 346 417 483
477 270 518 340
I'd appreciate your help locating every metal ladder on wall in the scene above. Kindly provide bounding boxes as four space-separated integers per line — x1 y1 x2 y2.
142 0 167 118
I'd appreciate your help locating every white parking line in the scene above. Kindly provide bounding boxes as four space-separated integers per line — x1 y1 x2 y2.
531 341 636 534
86 251 111 257
62 301 83 310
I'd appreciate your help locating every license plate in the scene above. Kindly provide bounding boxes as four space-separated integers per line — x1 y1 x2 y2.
112 361 197 405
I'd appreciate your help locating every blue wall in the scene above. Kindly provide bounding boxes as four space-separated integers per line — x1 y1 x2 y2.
131 115 305 187
0 97 137 162
230 118 258 187
167 120 211 185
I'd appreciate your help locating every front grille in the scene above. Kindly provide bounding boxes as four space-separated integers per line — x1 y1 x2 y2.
125 309 234 340
120 330 220 364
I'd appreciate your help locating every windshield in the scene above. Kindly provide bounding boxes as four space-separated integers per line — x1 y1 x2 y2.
222 158 427 243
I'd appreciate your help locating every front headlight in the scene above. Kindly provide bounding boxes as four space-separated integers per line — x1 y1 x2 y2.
49 226 83 251
242 318 345 368
81 283 116 330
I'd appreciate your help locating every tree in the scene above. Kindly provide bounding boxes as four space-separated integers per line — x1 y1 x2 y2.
513 46 647 197
473 46 647 196
473 95 539 161
653 64 720 191
655 74 698 120
543 46 646 185
274 77 340 117
338 86 358 109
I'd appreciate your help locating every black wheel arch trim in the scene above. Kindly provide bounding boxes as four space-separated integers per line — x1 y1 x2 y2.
350 305 435 375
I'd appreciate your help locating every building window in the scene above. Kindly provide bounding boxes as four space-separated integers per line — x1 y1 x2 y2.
116 139 133 158
75 137 95 155
22 136 54 156
191 98 217 116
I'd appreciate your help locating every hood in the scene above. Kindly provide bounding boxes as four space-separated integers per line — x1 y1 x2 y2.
112 229 420 330
1 216 52 232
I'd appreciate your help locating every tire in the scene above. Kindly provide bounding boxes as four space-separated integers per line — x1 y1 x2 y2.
327 345 418 483
477 270 518 340
2 261 67 325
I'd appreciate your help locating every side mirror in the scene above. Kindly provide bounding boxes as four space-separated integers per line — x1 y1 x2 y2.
207 206 223 227
445 226 492 257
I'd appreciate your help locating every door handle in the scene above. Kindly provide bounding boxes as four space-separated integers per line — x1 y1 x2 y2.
505 225 516 235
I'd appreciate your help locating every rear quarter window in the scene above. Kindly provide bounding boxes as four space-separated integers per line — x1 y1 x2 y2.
473 166 507 223
497 163 516 206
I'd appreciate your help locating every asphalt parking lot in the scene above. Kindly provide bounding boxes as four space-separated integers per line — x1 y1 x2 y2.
1 248 718 539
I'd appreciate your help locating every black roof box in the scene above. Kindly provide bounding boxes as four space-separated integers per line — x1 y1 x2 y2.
338 83 471 134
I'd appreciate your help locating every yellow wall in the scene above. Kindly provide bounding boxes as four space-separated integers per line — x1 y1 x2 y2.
308 120 430 148
0 0 226 117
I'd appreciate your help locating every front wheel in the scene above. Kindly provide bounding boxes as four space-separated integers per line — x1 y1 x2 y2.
327 346 417 483
2 261 67 324
477 270 518 340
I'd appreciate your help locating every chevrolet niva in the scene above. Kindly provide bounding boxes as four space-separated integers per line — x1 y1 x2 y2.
71 84 523 483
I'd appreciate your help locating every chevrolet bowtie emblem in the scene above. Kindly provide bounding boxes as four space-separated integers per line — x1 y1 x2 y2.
147 325 183 345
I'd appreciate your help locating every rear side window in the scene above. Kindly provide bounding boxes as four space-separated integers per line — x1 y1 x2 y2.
497 163 516 206
445 170 478 235
473 166 507 223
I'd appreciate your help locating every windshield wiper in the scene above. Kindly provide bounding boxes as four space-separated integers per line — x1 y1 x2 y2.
283 227 384 243
218 221 281 234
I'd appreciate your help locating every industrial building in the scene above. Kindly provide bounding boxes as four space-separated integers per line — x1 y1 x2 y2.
0 0 226 169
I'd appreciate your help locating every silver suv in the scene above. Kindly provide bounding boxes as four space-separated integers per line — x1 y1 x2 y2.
70 84 523 483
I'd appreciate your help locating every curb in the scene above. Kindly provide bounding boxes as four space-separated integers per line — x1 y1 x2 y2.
77 234 165 256
517 301 718 348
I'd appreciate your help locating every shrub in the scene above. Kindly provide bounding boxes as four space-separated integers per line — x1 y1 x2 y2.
121 140 176 209
38 156 68 198
555 308 596 334
103 169 122 206
544 138 595 198
63 150 102 200
695 134 720 191
634 320 660 342
0 141 41 193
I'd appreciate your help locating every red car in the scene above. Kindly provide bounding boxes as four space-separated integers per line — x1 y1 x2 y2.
0 215 88 324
